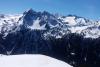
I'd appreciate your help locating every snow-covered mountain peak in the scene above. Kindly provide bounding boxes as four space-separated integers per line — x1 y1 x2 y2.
22 9 62 30
0 9 99 38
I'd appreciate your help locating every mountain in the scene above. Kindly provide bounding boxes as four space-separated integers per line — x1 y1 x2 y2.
0 9 100 67
0 14 22 37
0 9 100 38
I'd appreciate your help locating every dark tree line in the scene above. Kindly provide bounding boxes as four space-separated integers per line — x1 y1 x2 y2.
48 34 100 67
0 30 100 67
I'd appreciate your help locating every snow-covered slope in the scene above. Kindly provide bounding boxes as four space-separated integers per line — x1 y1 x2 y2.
0 14 22 37
59 15 100 38
0 9 100 38
0 54 72 67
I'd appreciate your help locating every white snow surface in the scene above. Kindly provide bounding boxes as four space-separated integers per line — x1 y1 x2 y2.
28 18 46 30
61 16 76 25
0 54 72 67
0 14 22 37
